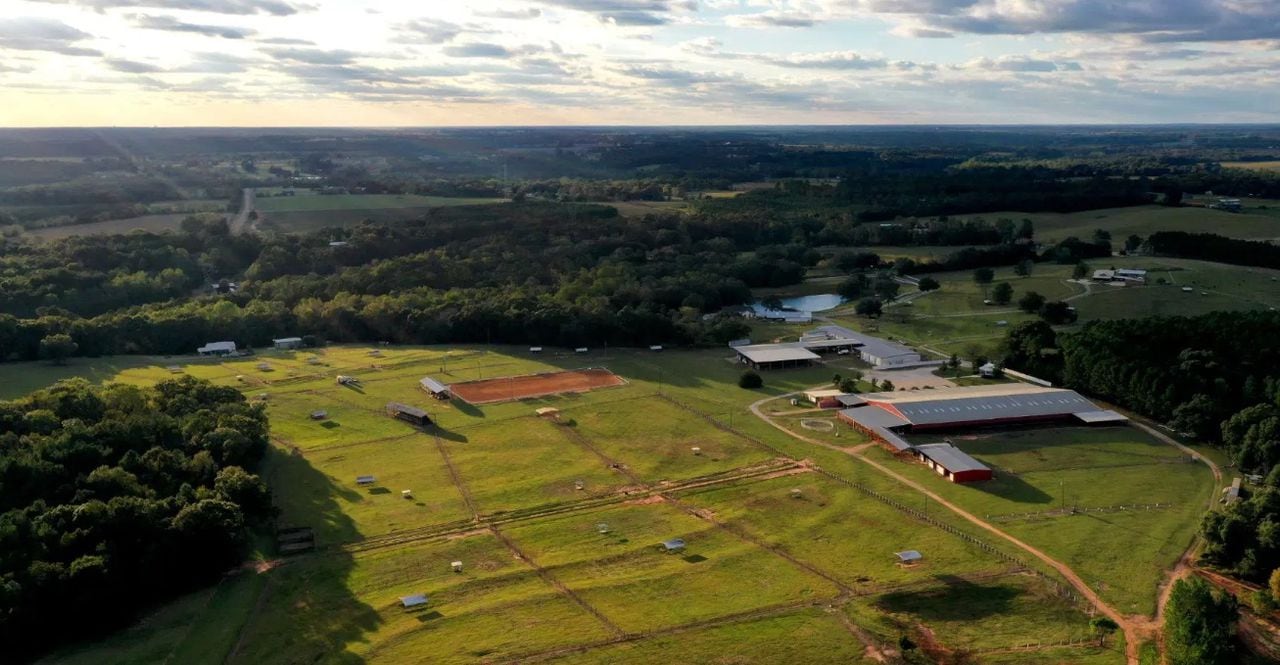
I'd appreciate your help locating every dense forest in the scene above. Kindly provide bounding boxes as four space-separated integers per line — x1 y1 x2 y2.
0 377 272 660
1147 231 1280 271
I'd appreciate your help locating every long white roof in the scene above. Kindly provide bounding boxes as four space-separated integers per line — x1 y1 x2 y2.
735 345 821 363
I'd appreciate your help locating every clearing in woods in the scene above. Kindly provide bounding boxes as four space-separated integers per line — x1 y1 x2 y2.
13 346 1162 664
448 367 627 404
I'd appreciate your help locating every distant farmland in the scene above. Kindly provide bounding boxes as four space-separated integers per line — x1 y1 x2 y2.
1221 161 1280 173
956 204 1280 243
254 193 506 232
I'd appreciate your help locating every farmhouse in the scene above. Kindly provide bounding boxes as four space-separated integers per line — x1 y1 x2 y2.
1093 269 1147 284
386 402 431 426
419 377 450 399
912 443 993 483
197 341 237 356
273 337 303 349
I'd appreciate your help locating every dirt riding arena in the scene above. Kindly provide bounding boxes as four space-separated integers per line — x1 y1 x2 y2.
449 367 626 405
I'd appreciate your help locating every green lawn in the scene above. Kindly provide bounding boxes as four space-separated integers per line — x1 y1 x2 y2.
953 204 1280 243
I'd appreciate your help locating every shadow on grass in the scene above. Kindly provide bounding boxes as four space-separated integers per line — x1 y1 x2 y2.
231 445 380 664
341 383 366 394
321 421 341 429
970 472 1054 505
431 427 470 443
449 399 485 418
875 575 1020 623
683 554 708 564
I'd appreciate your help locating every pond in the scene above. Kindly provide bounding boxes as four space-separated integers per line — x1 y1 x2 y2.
753 293 845 314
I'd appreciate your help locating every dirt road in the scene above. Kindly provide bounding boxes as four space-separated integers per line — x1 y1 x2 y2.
227 188 255 234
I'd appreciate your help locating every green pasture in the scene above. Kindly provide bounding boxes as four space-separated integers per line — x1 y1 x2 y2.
871 425 1216 615
954 204 1280 243
550 608 870 664
10 345 1202 662
230 533 612 664
254 193 505 213
505 501 838 633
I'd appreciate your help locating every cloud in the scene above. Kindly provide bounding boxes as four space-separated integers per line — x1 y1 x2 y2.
25 0 306 16
477 7 543 19
396 19 464 44
0 17 101 56
104 57 163 72
759 51 894 70
130 14 256 38
959 55 1079 72
256 36 314 45
536 0 695 26
726 11 816 28
263 47 359 64
444 42 514 58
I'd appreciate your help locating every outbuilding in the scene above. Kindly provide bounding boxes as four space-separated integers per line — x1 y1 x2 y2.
659 538 686 553
419 377 451 400
895 550 923 564
735 344 821 370
386 402 431 426
273 337 303 350
197 341 237 356
912 443 993 483
400 594 429 609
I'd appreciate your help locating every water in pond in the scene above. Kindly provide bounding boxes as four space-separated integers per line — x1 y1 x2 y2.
753 293 844 314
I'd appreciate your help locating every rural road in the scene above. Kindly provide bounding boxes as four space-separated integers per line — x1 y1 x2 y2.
748 390 1142 664
228 187 255 234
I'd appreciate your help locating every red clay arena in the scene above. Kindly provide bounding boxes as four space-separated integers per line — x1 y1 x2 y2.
448 368 626 405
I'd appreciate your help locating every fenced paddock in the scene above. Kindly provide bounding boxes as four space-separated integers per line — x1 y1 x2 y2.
449 367 627 405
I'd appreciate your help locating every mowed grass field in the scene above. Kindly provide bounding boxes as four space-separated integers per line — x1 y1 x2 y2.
953 203 1280 243
9 345 1134 664
869 424 1216 616
253 193 506 233
808 255 1280 358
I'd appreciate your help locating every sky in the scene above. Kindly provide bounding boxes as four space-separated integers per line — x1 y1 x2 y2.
1 0 1279 127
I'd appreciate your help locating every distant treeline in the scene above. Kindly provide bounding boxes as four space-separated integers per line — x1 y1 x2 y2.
1148 231 1280 270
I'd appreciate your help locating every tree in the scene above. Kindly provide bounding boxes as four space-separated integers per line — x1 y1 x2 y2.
837 274 868 300
1164 577 1237 665
39 333 78 365
991 282 1014 305
761 296 784 311
947 353 961 376
1017 218 1034 240
1270 568 1280 601
855 298 883 318
972 268 995 286
1013 259 1033 278
1089 617 1118 646
839 377 859 393
738 371 763 389
1125 235 1144 253
880 379 895 391
917 276 940 292
1018 291 1046 313
1072 262 1091 280
1171 394 1223 441
873 275 901 301
1039 301 1077 325
1093 228 1112 245
831 373 842 387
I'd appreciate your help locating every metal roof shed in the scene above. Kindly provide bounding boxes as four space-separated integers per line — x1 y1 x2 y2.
895 550 923 564
419 377 450 395
400 594 429 609
660 538 686 553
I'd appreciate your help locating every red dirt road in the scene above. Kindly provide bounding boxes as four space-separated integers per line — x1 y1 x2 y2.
449 368 625 404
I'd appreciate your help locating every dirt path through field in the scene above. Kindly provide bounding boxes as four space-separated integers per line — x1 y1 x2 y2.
749 390 1142 665
228 187 255 234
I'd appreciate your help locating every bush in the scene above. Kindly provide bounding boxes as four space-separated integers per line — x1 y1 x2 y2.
738 370 763 389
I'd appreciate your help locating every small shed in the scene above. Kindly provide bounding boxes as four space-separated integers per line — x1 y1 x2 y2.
650 345 663 351
575 347 589 354
356 475 376 486
451 561 463 573
400 594 429 609
273 337 303 350
419 377 451 400
197 341 237 356
659 538 686 553
530 346 543 353
310 410 328 420
387 402 431 426
895 550 923 564
256 362 271 371
536 407 561 419
978 362 997 378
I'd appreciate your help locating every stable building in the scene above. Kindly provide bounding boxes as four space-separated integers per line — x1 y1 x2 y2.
735 344 821 370
912 443 993 483
804 325 926 368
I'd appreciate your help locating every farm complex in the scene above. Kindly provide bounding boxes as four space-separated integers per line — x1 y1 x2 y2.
12 342 1206 665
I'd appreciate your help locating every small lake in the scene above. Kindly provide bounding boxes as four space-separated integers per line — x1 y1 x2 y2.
753 293 845 314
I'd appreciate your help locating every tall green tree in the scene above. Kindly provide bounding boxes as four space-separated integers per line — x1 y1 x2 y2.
1164 577 1237 665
